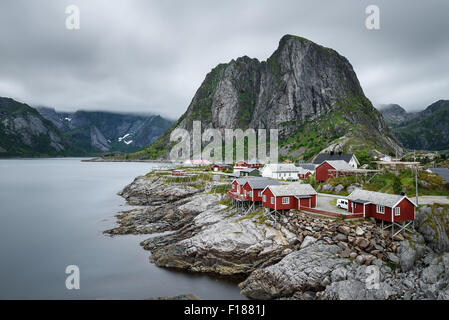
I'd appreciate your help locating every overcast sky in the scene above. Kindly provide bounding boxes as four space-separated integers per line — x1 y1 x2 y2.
0 0 447 118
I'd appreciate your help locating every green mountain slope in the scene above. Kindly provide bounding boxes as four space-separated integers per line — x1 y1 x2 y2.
382 100 449 151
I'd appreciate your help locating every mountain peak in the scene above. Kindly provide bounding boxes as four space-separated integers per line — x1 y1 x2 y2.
135 35 403 160
424 99 449 113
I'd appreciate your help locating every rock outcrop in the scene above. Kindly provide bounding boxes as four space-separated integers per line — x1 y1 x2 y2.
414 205 449 253
108 171 449 300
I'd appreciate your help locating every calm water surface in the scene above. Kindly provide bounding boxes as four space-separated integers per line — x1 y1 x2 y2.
0 158 244 299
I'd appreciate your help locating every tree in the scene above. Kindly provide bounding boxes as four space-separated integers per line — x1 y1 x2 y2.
354 149 373 166
393 175 402 194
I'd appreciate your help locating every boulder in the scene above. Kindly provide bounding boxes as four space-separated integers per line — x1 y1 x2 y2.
300 236 318 249
334 184 345 194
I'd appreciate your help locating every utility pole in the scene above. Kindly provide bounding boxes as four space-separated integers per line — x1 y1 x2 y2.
415 165 419 206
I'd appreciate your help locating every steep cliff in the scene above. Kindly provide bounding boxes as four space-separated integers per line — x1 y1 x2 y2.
133 35 403 160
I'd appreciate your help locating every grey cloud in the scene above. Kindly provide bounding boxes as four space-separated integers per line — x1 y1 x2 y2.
0 0 447 118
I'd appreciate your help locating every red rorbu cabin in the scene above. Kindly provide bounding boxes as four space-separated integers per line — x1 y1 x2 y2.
212 164 231 172
262 182 317 212
242 178 280 202
228 177 253 201
298 167 312 180
315 160 354 182
347 189 416 222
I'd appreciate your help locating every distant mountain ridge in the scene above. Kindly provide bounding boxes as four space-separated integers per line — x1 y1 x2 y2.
377 104 417 126
0 97 173 157
379 100 449 151
131 34 403 161
37 107 174 154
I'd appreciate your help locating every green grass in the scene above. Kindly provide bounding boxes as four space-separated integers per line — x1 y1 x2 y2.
318 169 449 197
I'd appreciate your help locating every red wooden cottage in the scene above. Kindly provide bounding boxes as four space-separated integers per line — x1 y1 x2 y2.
212 164 231 172
298 167 312 180
242 178 280 202
315 160 354 182
235 161 249 168
262 182 317 212
347 189 417 223
248 161 261 169
228 177 254 201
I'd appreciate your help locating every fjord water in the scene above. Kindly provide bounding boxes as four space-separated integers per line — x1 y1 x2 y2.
0 158 244 299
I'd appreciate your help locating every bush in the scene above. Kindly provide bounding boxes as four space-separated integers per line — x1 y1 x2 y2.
393 175 403 194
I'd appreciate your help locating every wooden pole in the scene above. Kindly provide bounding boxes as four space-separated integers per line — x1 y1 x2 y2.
415 165 419 206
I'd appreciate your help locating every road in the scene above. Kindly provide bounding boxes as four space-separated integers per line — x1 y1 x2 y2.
316 194 350 215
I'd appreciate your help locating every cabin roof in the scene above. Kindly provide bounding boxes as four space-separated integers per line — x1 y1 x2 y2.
245 178 280 189
313 153 357 165
322 160 354 171
348 189 417 208
233 177 266 186
297 163 316 171
264 182 317 197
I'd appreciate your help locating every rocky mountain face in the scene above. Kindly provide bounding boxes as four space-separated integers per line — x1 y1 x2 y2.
37 107 174 154
379 100 449 151
0 97 72 157
136 34 403 161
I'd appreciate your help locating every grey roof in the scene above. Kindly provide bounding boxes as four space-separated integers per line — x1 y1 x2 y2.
233 176 267 186
297 163 316 171
245 178 280 189
324 160 354 171
347 189 417 208
428 168 449 183
313 153 356 165
265 182 317 197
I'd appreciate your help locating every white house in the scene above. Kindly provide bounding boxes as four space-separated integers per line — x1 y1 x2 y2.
261 164 300 180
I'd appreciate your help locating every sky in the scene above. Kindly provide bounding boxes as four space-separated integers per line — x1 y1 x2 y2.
0 0 448 119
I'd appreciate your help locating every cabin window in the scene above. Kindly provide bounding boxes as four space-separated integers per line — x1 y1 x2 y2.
395 207 400 216
271 197 274 204
263 195 266 202
258 191 262 197
376 205 385 214
282 197 289 204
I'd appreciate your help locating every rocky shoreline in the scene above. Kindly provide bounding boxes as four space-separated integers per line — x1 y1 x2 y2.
106 172 449 300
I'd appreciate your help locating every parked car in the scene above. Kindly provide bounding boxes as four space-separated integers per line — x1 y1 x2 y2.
336 199 348 210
